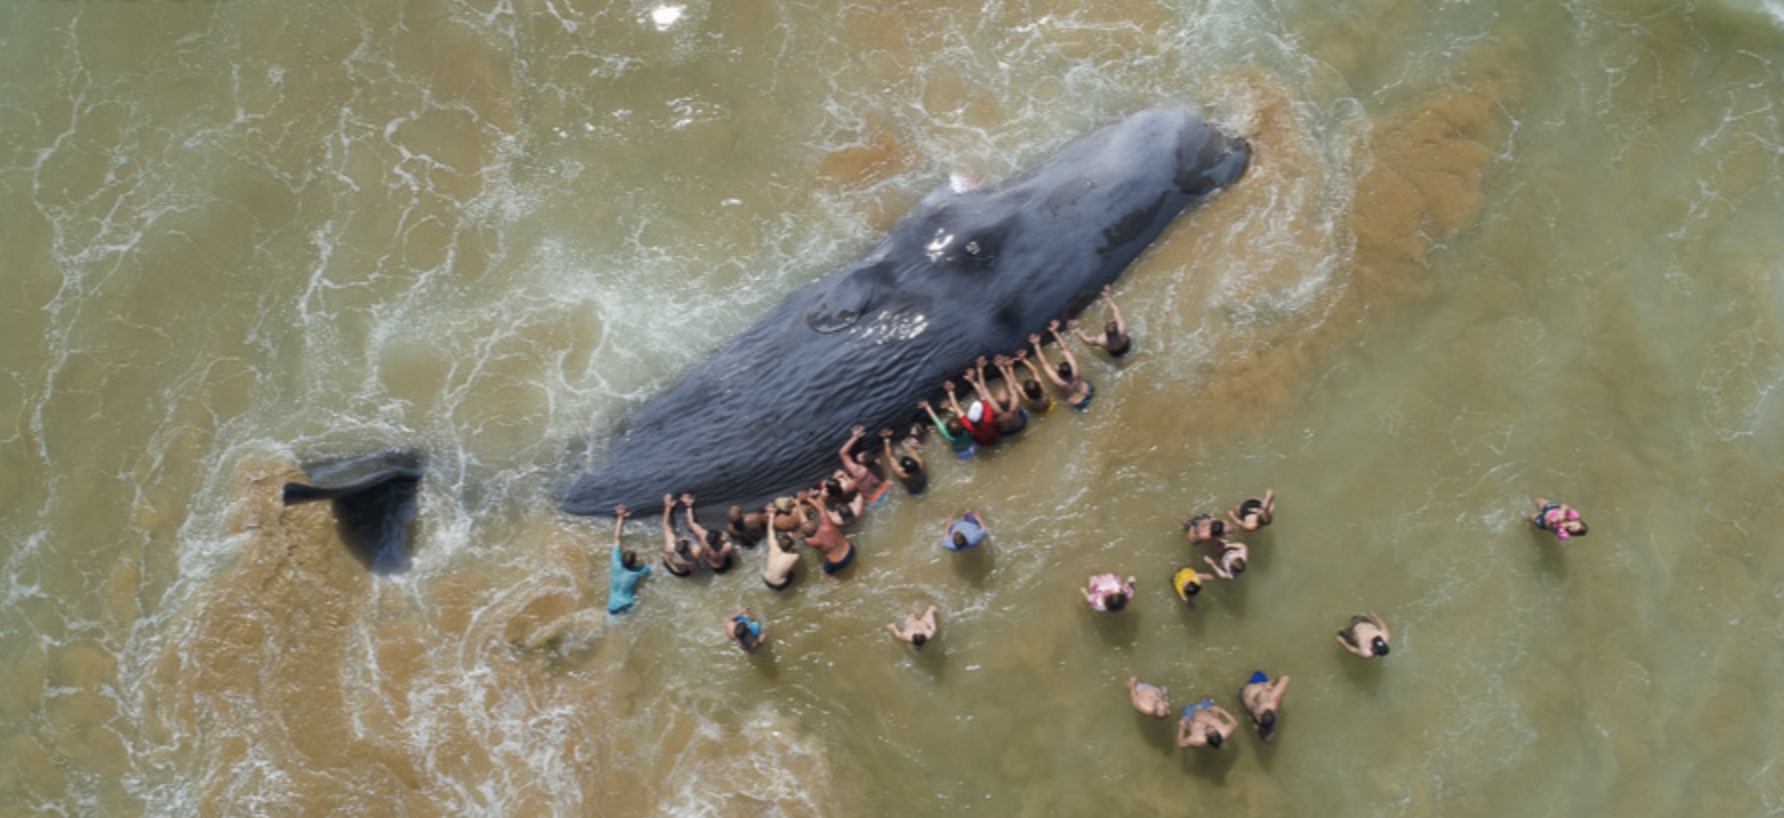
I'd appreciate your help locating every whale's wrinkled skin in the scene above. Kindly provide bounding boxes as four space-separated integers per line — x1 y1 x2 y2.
564 108 1250 518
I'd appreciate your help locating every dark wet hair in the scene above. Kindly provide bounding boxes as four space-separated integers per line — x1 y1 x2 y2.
900 456 920 474
1572 521 1589 537
1372 637 1390 657
737 628 760 652
1206 730 1223 749
1260 711 1276 735
621 550 639 569
952 531 968 548
728 505 743 522
945 417 964 435
823 479 844 501
706 530 725 549
1230 557 1247 575
1105 592 1128 611
1210 520 1227 537
1057 361 1074 380
675 538 694 559
911 633 928 648
1024 379 1044 400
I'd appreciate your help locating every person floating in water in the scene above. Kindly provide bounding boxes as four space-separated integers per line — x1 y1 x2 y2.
681 494 736 573
1177 698 1239 749
1070 285 1132 358
1203 540 1249 580
1337 611 1391 659
918 398 976 462
942 510 988 551
1182 514 1227 546
725 606 765 654
1127 676 1170 719
1083 572 1136 612
1239 670 1290 743
1010 350 1056 415
886 604 938 648
1530 497 1588 540
1029 323 1093 410
1173 565 1213 606
660 494 702 577
881 428 927 496
605 505 651 615
1227 488 1275 532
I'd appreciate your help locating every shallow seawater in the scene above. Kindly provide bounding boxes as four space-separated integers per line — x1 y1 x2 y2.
4 0 1784 815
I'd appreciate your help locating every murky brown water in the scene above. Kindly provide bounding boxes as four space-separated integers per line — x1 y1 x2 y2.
5 0 1784 815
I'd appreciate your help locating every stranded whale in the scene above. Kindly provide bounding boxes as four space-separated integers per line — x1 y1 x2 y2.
564 107 1249 518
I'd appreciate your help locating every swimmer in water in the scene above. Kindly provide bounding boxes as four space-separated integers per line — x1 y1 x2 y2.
886 604 938 648
605 505 651 615
796 490 857 574
1083 573 1136 612
1240 671 1290 743
881 428 927 496
1227 488 1275 532
1337 611 1392 659
942 510 988 551
1070 285 1132 357
1203 541 1249 580
1182 514 1227 546
761 503 801 592
681 494 736 573
1177 699 1239 749
1172 566 1214 607
770 496 801 534
1530 497 1589 540
660 493 702 577
1127 676 1170 719
838 426 890 508
725 606 765 654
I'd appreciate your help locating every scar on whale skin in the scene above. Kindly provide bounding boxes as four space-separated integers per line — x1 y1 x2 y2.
564 107 1251 519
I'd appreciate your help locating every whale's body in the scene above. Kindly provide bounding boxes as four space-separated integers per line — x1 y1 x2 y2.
563 108 1249 517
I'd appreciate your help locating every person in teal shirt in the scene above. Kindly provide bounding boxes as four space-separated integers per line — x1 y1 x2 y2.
607 505 651 615
918 398 976 461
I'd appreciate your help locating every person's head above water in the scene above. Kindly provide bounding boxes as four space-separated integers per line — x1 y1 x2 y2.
1371 636 1390 657
952 531 968 548
911 632 928 648
1024 379 1044 400
1057 361 1074 380
621 550 639 569
1104 591 1128 611
1206 729 1223 749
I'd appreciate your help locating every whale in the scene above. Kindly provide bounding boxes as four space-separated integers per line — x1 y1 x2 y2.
563 107 1250 518
283 448 425 573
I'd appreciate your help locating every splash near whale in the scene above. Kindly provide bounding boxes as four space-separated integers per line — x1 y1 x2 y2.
563 107 1250 517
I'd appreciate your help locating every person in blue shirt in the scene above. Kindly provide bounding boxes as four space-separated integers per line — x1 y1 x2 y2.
942 510 987 551
606 505 651 615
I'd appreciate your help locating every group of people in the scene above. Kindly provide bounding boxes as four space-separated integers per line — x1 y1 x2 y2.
603 286 1132 643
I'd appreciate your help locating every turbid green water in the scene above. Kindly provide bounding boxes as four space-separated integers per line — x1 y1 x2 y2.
5 0 1784 815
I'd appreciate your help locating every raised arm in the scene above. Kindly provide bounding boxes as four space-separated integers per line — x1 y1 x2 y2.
681 494 712 543
1069 318 1100 346
1048 321 1080 371
881 430 909 480
660 494 677 553
612 505 629 549
1028 334 1068 387
942 381 967 418
965 357 998 405
1101 285 1126 335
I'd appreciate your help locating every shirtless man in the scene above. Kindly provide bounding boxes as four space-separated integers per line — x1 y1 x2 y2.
838 426 889 506
770 496 801 534
1203 540 1249 580
1029 323 1093 410
881 428 927 496
1177 699 1240 749
1182 514 1227 546
885 604 938 648
797 490 857 574
762 505 801 592
1337 611 1391 659
726 504 769 547
681 494 736 573
1240 671 1291 743
1227 489 1275 532
1127 676 1170 719
660 493 702 577
1070 285 1131 357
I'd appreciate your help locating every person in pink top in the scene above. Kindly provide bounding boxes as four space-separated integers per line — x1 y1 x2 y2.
1530 497 1588 540
1082 573 1136 612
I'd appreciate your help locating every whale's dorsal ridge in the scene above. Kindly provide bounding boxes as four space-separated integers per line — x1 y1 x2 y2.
806 260 897 333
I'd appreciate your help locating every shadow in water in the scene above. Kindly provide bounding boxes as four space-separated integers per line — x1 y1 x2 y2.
1532 535 1569 582
748 642 781 680
1340 651 1385 696
951 544 995 588
1134 710 1177 755
1091 606 1140 648
283 448 424 574
1180 740 1239 782
912 640 948 683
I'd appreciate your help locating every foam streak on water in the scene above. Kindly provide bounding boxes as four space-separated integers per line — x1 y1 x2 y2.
3 0 1784 815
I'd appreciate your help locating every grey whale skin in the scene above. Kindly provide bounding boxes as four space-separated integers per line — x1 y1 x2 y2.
564 107 1249 518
